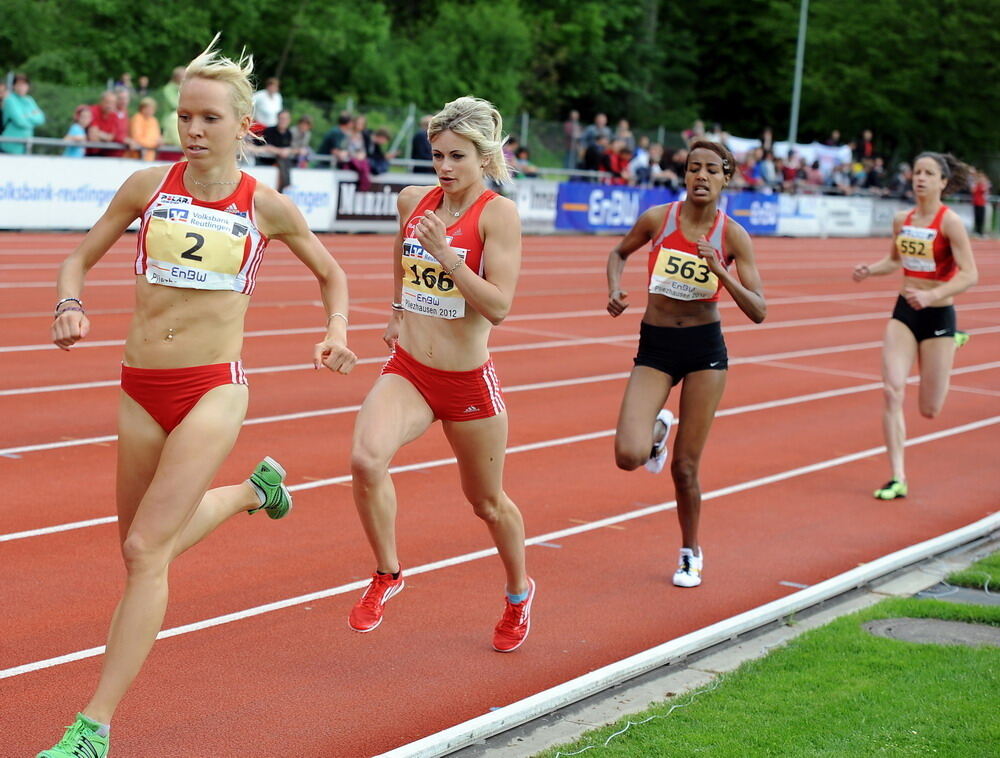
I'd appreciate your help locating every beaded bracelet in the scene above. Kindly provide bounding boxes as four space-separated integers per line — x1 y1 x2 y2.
390 302 405 312
444 258 465 275
53 306 84 319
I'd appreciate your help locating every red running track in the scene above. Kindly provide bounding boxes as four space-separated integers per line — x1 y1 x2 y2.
1 232 998 756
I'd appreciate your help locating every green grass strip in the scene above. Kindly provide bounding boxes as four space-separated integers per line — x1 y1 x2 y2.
539 597 1000 757
947 550 1000 592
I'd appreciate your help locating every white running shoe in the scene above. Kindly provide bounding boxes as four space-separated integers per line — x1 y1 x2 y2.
673 547 703 587
644 409 675 474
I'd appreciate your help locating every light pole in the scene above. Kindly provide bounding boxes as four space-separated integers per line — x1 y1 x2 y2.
788 0 809 146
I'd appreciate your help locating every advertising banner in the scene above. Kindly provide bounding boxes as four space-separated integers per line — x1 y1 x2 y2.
555 182 676 233
725 192 779 235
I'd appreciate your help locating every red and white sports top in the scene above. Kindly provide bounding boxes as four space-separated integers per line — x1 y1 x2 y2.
400 186 498 319
134 162 268 295
647 202 730 302
896 205 955 281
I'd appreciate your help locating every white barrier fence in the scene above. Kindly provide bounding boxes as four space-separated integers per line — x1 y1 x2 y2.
0 155 979 235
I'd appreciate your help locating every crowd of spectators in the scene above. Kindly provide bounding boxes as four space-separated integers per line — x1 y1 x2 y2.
0 69 993 222
561 112 992 209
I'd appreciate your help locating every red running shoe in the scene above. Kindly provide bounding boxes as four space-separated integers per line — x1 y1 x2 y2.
492 577 535 652
349 570 405 632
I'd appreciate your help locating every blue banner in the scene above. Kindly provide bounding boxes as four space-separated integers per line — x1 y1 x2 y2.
723 192 779 235
555 182 676 233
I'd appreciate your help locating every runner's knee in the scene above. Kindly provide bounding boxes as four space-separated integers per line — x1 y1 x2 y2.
614 440 647 471
670 456 700 493
469 493 504 523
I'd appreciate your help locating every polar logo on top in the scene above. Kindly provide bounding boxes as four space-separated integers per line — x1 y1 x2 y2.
157 193 191 205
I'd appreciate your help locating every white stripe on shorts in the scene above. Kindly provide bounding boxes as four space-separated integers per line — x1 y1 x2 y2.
483 363 505 414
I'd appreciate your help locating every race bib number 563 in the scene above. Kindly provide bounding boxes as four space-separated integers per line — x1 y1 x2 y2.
649 247 718 301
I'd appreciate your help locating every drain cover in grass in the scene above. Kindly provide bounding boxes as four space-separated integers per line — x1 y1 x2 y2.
863 618 1000 647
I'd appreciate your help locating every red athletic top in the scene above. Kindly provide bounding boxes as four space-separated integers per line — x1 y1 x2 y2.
647 201 730 303
896 205 955 281
399 187 498 319
134 162 268 295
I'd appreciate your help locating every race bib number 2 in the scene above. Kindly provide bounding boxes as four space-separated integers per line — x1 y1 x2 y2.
897 225 936 273
401 236 467 319
649 247 718 301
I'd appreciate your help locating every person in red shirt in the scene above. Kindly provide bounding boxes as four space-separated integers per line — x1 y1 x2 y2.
605 140 767 588
852 152 978 500
87 90 129 156
971 168 991 236
348 96 533 653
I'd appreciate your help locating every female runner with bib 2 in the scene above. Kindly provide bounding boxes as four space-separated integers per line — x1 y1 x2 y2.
607 140 766 588
853 152 977 501
40 38 356 758
348 96 534 652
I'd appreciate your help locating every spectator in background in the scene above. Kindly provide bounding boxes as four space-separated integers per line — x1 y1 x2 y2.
63 105 92 158
88 91 128 156
160 66 184 145
757 148 777 188
581 112 611 151
971 168 990 236
503 134 519 175
129 97 162 161
515 146 538 178
864 156 888 194
803 160 825 189
135 75 150 99
782 150 803 190
563 109 581 168
259 109 294 192
682 119 705 145
648 144 679 189
829 162 852 194
888 161 913 200
855 128 875 161
627 140 652 185
411 114 433 173
824 129 842 147
367 128 395 175
606 139 631 185
760 126 773 152
114 72 135 98
615 119 636 152
667 147 688 179
581 133 611 174
343 113 372 189
291 114 313 167
251 77 282 128
706 122 725 144
0 73 45 154
0 81 7 109
318 111 351 166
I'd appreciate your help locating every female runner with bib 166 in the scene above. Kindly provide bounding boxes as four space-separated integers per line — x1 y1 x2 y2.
348 96 534 652
853 152 977 501
606 140 766 588
39 37 356 758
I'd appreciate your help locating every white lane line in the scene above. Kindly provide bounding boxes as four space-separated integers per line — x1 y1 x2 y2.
2 414 995 680
6 332 1000 457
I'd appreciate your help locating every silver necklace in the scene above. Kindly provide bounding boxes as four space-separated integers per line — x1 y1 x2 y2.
189 175 240 188
442 194 478 217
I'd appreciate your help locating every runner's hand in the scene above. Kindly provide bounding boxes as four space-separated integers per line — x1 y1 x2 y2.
608 289 629 317
902 287 936 310
314 338 357 374
414 210 449 262
52 310 90 351
852 264 870 282
382 314 401 351
696 236 725 277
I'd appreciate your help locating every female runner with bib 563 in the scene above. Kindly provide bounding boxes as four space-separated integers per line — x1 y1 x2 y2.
348 96 534 652
853 152 977 501
39 38 356 758
606 140 766 588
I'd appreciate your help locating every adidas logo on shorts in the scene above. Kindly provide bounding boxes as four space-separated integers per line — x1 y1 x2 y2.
464 405 480 413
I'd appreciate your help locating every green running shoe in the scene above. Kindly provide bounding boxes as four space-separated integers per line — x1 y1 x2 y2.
954 330 970 348
37 713 109 758
873 479 907 500
248 456 292 519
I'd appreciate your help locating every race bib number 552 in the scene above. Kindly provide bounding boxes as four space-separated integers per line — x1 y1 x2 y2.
897 225 936 273
648 247 718 301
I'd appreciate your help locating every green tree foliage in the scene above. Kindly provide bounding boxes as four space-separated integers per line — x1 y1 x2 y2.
1 0 995 164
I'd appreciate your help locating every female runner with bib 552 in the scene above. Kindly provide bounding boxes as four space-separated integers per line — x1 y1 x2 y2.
606 140 766 588
40 38 356 758
853 152 977 501
348 96 534 652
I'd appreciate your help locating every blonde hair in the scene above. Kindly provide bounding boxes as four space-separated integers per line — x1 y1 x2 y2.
182 34 260 160
428 96 511 184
